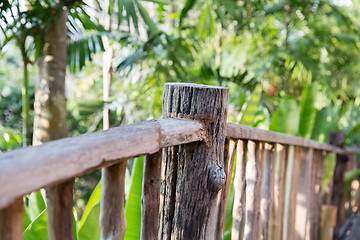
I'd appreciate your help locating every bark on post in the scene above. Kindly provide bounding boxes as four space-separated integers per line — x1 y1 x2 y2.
232 140 248 240
329 131 347 240
141 151 162 240
32 8 73 240
159 83 229 240
0 198 23 240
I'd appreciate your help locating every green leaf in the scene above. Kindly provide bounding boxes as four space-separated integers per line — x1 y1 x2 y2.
78 203 100 240
269 98 299 135
239 85 262 126
322 152 336 193
124 157 144 240
124 0 139 32
24 206 32 231
79 181 101 229
311 107 330 142
134 0 158 35
28 191 46 221
298 84 317 138
180 0 196 24
23 210 48 240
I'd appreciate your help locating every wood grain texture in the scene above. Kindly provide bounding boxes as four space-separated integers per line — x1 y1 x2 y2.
159 83 229 240
271 144 288 240
100 161 127 240
226 123 345 153
216 138 237 240
141 151 162 240
244 140 262 240
260 143 275 240
46 180 74 240
295 147 313 240
0 118 204 210
319 205 337 240
0 198 23 240
232 140 247 240
309 150 326 240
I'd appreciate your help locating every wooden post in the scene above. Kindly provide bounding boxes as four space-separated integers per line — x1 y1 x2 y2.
244 140 262 240
232 140 248 240
329 131 347 240
100 161 127 240
159 83 229 240
46 180 74 240
319 205 337 240
260 143 275 240
141 151 162 240
216 138 238 240
0 198 23 240
295 147 313 240
271 144 288 240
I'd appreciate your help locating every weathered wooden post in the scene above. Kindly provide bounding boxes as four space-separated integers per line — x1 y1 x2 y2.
159 83 229 240
330 131 348 240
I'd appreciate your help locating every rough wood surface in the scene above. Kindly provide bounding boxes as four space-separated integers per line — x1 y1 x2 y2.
159 83 229 240
283 146 301 240
0 118 204 210
141 151 162 240
319 205 337 240
100 161 127 240
260 143 275 240
232 140 248 240
46 180 74 240
330 131 347 240
216 138 237 240
0 198 23 240
309 150 326 240
244 140 262 240
226 123 345 153
295 147 313 240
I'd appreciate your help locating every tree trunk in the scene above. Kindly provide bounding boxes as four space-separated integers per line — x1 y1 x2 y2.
33 8 73 240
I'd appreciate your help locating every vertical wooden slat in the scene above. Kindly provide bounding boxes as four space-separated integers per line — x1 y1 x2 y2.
231 140 248 240
271 144 288 240
309 149 326 240
141 151 162 240
159 83 229 240
295 147 313 240
47 180 74 240
100 161 127 240
244 140 262 240
216 138 238 240
260 143 275 240
0 198 23 240
319 205 337 240
283 146 301 240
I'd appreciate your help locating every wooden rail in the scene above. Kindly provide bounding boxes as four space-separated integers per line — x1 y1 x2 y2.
0 83 358 240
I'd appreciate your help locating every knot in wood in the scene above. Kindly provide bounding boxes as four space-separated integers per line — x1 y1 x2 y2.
208 164 226 193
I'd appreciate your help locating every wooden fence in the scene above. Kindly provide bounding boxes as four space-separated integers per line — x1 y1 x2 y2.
0 83 358 240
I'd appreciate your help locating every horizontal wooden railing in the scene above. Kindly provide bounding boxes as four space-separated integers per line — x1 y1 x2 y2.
0 83 358 240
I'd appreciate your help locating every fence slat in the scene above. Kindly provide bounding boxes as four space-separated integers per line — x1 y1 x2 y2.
141 151 162 240
271 144 288 240
100 161 127 240
295 147 313 240
309 150 326 240
159 83 229 240
216 138 238 240
283 146 301 240
0 197 23 240
244 140 262 240
47 180 74 240
232 140 248 240
319 205 337 240
260 143 275 240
